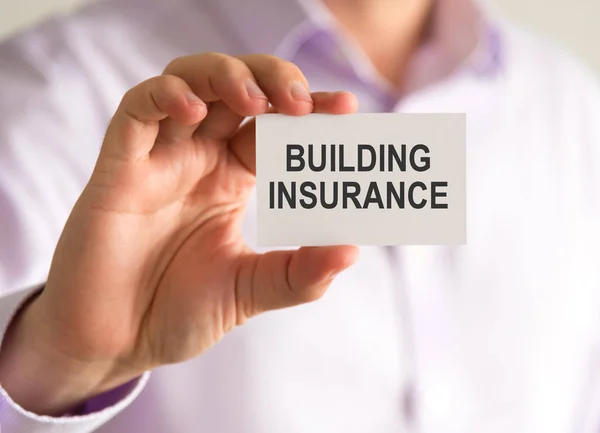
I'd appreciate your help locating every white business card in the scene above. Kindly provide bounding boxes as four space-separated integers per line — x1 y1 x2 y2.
255 113 466 246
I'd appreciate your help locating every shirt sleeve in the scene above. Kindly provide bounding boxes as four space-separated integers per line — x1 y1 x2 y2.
0 287 150 433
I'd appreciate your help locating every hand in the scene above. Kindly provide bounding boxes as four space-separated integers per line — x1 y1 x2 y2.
0 53 359 415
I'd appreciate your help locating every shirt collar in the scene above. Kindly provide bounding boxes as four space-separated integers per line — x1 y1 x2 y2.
210 0 502 90
403 0 503 91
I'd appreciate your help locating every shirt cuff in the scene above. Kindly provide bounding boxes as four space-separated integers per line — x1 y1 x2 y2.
0 286 150 433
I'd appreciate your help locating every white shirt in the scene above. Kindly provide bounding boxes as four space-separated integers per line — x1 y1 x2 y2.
0 0 599 432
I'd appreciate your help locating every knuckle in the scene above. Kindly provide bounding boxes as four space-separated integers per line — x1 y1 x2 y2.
120 85 140 108
120 77 160 112
165 52 231 75
163 55 186 74
266 57 303 78
214 54 245 77
155 74 182 93
201 51 229 62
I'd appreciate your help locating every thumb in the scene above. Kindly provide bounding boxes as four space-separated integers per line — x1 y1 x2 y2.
236 246 360 320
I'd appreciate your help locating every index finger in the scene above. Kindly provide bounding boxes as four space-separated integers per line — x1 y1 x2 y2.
229 91 359 175
163 53 269 118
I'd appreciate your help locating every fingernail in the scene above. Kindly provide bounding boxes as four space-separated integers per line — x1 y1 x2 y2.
290 81 313 103
245 79 267 100
185 91 204 106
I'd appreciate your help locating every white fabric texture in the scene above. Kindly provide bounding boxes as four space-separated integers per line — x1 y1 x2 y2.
0 0 598 431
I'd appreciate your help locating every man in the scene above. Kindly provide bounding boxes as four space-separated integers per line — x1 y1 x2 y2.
0 0 598 431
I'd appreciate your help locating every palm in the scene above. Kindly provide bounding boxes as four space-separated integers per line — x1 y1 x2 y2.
129 131 256 365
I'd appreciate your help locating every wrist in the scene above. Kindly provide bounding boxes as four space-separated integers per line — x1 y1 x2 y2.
0 293 137 416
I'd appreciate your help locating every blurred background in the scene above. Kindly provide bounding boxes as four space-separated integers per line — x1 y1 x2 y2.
0 0 599 76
